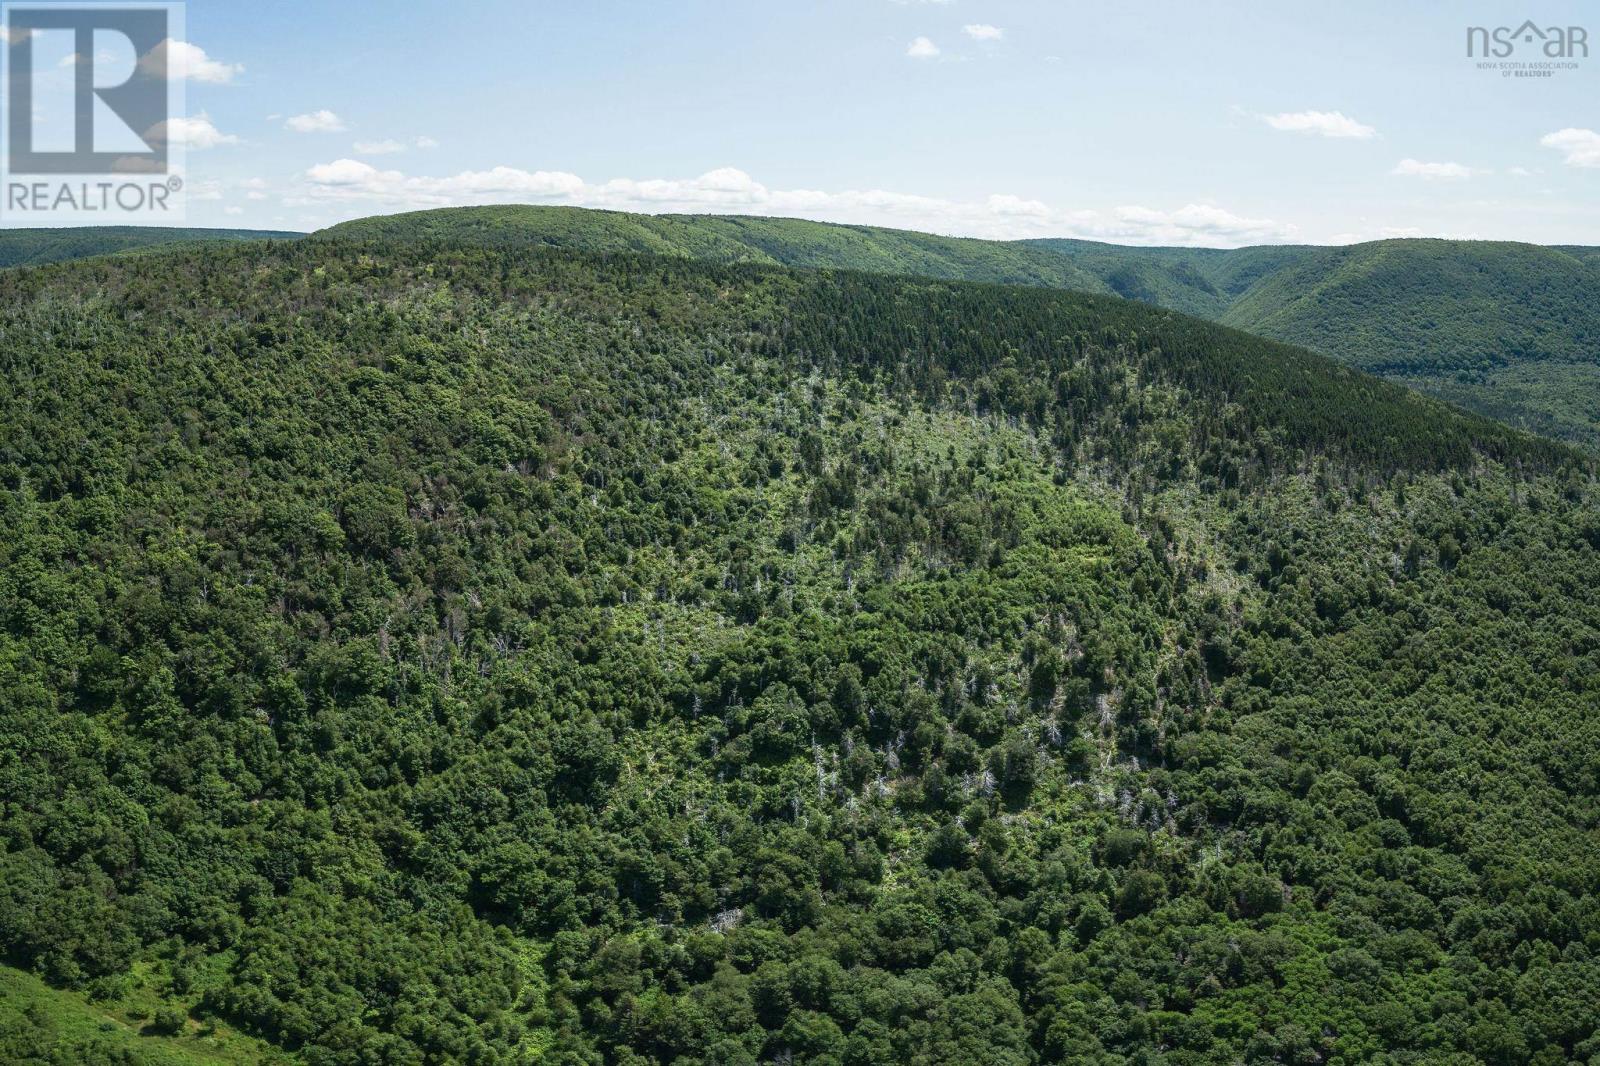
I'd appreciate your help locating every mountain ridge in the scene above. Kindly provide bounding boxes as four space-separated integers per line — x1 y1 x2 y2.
318 206 1600 446
0 226 302 269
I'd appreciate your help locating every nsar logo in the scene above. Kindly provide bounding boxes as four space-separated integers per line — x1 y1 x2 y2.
1466 20 1588 59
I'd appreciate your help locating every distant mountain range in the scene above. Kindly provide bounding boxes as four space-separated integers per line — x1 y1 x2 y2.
0 225 300 269
5 211 1598 447
321 207 1600 447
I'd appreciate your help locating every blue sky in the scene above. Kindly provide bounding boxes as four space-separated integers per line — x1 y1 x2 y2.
20 0 1600 243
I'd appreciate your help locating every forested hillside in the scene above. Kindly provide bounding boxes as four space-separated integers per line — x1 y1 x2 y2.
0 227 301 270
1219 240 1600 372
1016 240 1313 320
317 206 1111 291
22 216 1592 449
1217 240 1600 446
0 232 1597 1065
324 207 1600 447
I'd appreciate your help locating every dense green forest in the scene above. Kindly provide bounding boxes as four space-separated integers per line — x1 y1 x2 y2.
317 208 1114 293
0 227 301 270
325 208 1600 447
14 214 1599 447
1215 241 1600 446
1 228 1598 1065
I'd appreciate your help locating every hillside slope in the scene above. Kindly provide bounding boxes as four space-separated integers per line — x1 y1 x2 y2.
0 235 1595 1064
1017 238 1317 319
1217 240 1600 444
322 207 1600 446
318 205 1111 290
0 963 286 1065
0 226 301 269
1220 239 1600 373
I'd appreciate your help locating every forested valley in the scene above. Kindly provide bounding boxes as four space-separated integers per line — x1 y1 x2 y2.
1 231 1597 1065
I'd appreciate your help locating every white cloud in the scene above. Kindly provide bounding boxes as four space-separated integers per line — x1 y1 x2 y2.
1259 110 1376 139
1105 203 1291 245
354 139 408 155
1391 158 1474 180
285 109 346 133
138 39 241 84
963 24 1004 41
986 193 1052 217
353 135 439 155
0 26 35 45
1540 128 1600 168
302 159 587 203
146 113 237 149
303 158 394 186
224 206 244 216
1509 166 1536 177
296 162 1296 246
906 36 940 59
594 165 768 206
